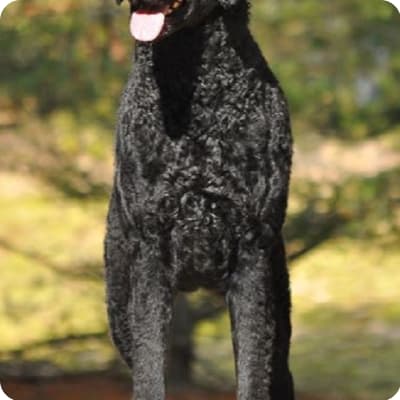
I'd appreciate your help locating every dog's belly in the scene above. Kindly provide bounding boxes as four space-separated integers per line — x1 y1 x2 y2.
160 189 240 291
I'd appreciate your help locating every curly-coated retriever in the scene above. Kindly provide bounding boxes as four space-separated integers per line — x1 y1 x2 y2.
104 0 295 398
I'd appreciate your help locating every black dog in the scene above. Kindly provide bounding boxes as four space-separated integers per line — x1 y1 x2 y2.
105 0 295 398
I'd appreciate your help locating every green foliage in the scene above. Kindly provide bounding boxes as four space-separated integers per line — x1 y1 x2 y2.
252 0 400 137
1 0 399 137
0 0 131 124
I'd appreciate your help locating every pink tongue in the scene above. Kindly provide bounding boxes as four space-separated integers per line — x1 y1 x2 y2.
130 12 165 42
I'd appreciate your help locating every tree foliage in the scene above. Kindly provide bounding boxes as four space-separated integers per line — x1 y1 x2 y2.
1 0 399 137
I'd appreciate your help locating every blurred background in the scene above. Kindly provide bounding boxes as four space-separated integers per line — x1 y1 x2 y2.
0 0 399 399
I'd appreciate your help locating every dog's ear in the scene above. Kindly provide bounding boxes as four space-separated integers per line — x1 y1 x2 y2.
116 0 124 4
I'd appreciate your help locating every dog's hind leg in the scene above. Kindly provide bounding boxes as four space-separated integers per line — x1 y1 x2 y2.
226 235 295 400
270 237 295 399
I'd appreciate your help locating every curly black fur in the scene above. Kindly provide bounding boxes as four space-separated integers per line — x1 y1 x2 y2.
105 0 295 398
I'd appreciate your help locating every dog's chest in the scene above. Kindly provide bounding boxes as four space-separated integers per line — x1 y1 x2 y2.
121 83 271 207
119 65 275 234
146 99 269 195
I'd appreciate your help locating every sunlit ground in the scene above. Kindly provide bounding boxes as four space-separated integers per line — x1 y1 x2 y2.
0 117 399 399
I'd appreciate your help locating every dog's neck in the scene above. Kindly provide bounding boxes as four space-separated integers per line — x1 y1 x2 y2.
130 1 273 138
133 1 252 74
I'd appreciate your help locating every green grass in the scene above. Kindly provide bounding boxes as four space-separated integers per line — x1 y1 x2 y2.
191 238 400 399
0 173 111 370
290 238 400 399
0 151 399 398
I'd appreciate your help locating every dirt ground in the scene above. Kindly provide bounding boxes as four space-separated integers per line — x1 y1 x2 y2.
2 376 321 400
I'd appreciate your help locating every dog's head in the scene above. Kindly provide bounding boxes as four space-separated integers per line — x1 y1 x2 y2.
116 0 242 42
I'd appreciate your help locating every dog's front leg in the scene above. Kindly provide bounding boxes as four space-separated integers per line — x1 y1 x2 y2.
130 241 174 400
226 237 294 400
105 191 135 369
